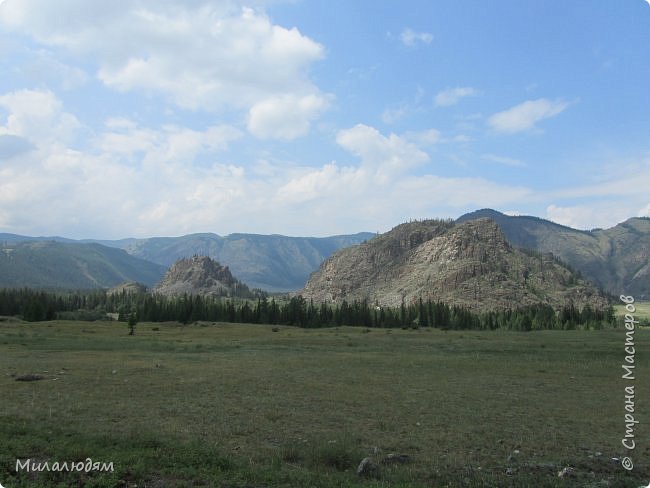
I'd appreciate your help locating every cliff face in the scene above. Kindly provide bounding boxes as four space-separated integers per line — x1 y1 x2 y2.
154 256 244 297
301 219 609 312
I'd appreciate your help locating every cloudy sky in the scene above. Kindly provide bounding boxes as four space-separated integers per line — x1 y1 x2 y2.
1 0 649 239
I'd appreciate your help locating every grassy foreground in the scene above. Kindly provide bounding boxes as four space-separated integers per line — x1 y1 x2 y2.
1 319 649 487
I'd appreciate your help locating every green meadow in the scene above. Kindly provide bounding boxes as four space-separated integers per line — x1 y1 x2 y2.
1 318 648 487
614 300 650 325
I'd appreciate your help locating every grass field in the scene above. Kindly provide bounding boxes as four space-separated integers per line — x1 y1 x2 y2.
1 319 649 487
614 300 650 325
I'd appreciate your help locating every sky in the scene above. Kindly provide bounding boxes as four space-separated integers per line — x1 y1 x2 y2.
0 0 649 239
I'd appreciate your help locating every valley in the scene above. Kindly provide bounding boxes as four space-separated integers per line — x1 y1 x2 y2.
1 319 648 487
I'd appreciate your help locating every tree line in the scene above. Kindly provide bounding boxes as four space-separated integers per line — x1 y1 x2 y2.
0 287 616 331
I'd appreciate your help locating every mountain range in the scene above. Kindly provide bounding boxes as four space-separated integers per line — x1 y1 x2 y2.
1 209 648 299
0 231 373 291
457 209 650 299
0 240 165 289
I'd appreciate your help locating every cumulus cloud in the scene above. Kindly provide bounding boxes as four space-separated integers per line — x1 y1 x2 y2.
434 87 478 107
247 93 331 140
273 124 533 231
399 28 433 47
0 0 330 138
0 88 80 145
0 89 248 236
0 88 541 238
488 98 569 134
335 124 429 183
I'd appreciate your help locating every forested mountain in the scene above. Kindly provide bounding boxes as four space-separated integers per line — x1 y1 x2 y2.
302 218 609 312
1 231 373 292
2 209 648 297
116 232 374 291
457 209 650 298
0 241 165 289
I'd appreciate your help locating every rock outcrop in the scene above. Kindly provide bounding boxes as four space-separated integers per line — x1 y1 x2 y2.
154 256 249 297
301 218 609 312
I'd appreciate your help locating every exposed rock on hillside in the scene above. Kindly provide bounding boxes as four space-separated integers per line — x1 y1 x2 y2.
301 219 609 312
154 256 250 297
118 232 374 291
457 209 650 299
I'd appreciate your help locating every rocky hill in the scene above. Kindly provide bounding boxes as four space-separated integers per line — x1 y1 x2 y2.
118 232 374 291
457 209 650 298
154 256 253 298
2 231 374 291
301 218 609 312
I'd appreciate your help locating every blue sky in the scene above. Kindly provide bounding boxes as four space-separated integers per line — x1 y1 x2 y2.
0 0 649 238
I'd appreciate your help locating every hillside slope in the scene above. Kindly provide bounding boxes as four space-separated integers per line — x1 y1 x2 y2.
457 209 650 298
1 231 373 292
301 218 608 312
0 241 166 289
118 232 374 291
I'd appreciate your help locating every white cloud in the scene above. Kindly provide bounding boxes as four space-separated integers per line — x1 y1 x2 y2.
247 93 330 140
545 203 635 230
273 125 533 231
0 89 543 238
0 88 80 145
405 128 442 146
539 157 650 229
434 87 478 107
399 28 433 47
550 161 650 200
13 49 89 90
0 90 248 237
488 98 569 134
481 153 525 167
336 124 429 183
0 1 330 138
381 104 410 124
276 162 362 205
97 121 242 165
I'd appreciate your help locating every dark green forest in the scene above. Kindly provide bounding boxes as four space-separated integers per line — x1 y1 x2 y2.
0 288 615 331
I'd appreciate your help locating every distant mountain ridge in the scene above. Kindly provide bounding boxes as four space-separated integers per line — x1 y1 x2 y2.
457 209 650 298
301 218 609 312
3 210 648 298
0 241 165 289
116 232 375 291
0 231 374 292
